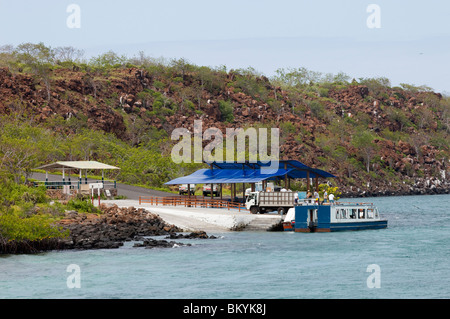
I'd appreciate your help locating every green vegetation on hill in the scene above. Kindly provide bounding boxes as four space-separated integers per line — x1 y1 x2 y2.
0 42 448 190
0 116 198 188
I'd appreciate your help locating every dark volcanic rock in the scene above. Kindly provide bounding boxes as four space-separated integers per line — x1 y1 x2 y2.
57 205 184 250
133 238 191 249
165 231 217 240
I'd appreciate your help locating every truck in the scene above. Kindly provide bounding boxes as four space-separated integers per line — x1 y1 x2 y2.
244 182 282 197
179 184 195 195
245 191 295 215
202 184 221 197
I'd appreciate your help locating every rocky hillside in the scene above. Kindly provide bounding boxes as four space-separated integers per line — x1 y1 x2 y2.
0 45 449 197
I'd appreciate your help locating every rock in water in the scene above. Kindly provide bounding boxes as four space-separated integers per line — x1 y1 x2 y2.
57 205 185 250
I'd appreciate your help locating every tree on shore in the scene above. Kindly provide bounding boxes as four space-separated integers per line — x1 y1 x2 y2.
13 43 55 103
352 130 379 173
0 123 46 184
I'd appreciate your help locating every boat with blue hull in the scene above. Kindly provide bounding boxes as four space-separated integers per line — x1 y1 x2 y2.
283 199 387 232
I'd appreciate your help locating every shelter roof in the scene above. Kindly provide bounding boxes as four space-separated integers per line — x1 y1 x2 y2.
165 168 295 185
36 161 120 170
165 160 335 185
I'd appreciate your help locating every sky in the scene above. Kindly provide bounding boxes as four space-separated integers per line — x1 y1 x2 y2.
0 0 449 93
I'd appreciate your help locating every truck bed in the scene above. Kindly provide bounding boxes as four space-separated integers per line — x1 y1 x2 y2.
259 192 295 207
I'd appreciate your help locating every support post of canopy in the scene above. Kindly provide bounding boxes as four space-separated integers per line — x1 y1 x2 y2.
187 183 191 207
210 164 214 200
284 162 288 189
306 171 310 193
315 176 319 191
230 183 233 202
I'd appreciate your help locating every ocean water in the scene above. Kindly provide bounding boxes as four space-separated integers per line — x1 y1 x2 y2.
1 194 449 299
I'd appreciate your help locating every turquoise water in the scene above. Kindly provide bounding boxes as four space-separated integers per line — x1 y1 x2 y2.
1 194 449 299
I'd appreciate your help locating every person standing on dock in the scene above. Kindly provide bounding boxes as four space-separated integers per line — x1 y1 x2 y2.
329 193 335 204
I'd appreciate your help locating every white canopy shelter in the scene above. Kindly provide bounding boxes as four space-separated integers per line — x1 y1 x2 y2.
37 161 120 171
36 161 120 185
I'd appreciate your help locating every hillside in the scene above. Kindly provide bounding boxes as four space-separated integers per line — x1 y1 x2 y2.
0 43 449 197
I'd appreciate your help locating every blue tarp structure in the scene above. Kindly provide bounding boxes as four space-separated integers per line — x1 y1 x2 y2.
165 160 335 185
165 168 295 185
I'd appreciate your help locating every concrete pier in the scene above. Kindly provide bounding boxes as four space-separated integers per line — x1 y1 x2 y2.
99 200 284 232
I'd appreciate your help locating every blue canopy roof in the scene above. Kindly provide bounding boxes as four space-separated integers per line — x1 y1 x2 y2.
165 160 335 185
165 168 295 185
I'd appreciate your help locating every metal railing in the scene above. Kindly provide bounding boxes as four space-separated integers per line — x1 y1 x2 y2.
297 199 374 207
33 180 117 189
138 196 248 212
333 201 375 207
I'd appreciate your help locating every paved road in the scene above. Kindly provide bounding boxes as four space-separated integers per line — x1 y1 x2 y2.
31 173 240 201
30 173 176 200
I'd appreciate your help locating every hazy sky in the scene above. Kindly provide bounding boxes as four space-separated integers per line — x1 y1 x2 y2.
1 0 449 93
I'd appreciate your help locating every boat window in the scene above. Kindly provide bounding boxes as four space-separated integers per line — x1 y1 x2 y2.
367 209 374 219
336 210 340 219
375 208 379 219
350 209 356 219
359 209 365 219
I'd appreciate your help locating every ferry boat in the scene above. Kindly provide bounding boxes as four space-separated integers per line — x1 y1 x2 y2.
283 199 387 232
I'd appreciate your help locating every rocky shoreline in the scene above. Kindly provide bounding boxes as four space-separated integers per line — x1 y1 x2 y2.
0 205 216 254
57 204 218 250
340 182 449 198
